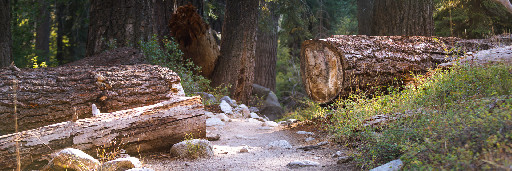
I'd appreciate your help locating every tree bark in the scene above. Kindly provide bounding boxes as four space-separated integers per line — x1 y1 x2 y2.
359 0 434 36
0 0 12 68
357 0 374 35
300 35 491 104
254 1 279 91
211 0 259 104
0 96 205 170
169 5 220 78
0 64 184 135
35 0 51 63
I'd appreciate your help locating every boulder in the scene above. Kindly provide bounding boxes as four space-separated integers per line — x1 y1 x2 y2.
252 84 271 97
251 84 284 120
370 159 403 171
170 139 214 159
219 100 233 114
99 157 142 171
206 117 225 127
43 148 100 171
286 160 320 168
266 140 292 149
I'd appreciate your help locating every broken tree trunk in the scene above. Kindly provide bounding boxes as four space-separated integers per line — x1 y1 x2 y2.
300 35 495 103
0 96 205 170
170 5 220 78
0 64 184 135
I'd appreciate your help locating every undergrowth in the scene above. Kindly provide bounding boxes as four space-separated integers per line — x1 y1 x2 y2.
329 63 512 169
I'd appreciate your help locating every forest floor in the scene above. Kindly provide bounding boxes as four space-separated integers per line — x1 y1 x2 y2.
143 117 357 171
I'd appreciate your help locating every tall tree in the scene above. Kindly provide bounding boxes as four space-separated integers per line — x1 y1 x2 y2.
357 0 374 35
254 1 279 91
35 0 51 63
358 0 434 36
211 0 259 103
0 0 12 68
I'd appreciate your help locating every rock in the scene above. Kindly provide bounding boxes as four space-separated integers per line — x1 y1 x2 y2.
99 157 141 171
219 100 233 114
250 112 261 119
332 151 344 158
305 137 315 142
126 168 155 171
252 84 271 97
43 148 100 171
205 112 215 118
206 134 221 141
266 140 292 149
220 96 236 107
239 147 249 153
296 131 314 135
278 121 287 125
247 118 261 123
235 135 257 140
170 139 214 159
238 104 251 117
370 159 403 171
261 91 284 121
286 160 320 168
288 119 298 123
206 117 225 127
249 107 260 113
336 156 354 164
217 113 231 122
265 121 279 127
92 104 100 116
258 126 272 130
194 92 217 104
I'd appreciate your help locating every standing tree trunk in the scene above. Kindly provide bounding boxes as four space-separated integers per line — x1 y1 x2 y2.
35 0 51 63
254 1 279 91
211 0 259 104
55 1 64 65
357 0 374 35
358 0 434 36
0 0 12 68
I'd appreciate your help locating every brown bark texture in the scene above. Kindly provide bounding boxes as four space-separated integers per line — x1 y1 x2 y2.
35 0 51 63
0 96 205 170
357 0 374 35
170 5 220 78
254 2 279 91
0 0 12 68
211 0 259 104
0 64 184 135
368 0 434 36
300 35 496 104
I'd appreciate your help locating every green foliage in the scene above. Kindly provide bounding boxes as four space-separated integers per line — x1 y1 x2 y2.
139 35 211 95
30 56 48 68
329 63 512 169
434 0 512 38
275 44 304 98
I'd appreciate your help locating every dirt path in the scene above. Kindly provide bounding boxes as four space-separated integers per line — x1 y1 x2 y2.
144 117 355 171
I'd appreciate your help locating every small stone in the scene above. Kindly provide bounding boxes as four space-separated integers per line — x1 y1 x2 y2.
239 147 249 153
219 100 233 114
296 131 314 135
332 151 344 158
266 140 292 149
247 118 261 123
235 135 257 140
278 121 287 125
336 156 354 164
258 126 272 130
288 119 298 123
239 104 251 117
170 139 214 159
92 104 100 116
206 118 225 127
305 137 315 142
249 107 259 113
204 112 215 118
220 96 236 107
286 160 320 168
126 168 155 171
206 134 221 141
44 148 100 171
370 159 403 171
99 157 141 171
265 121 279 127
250 112 260 119
217 113 231 122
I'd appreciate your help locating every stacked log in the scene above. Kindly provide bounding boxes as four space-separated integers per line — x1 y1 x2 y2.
0 64 184 134
300 35 496 103
0 96 205 170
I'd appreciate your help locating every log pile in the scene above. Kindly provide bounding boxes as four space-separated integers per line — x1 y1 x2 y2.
0 64 184 134
0 96 205 170
300 35 499 103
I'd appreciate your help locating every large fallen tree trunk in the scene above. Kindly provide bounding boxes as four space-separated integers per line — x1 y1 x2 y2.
300 35 499 103
0 64 184 134
0 96 205 170
170 5 220 78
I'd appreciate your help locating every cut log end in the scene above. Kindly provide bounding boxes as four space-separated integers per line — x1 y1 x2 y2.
300 40 345 104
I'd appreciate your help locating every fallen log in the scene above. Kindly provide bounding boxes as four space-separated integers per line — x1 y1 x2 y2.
170 5 220 78
0 96 205 170
300 35 496 103
0 64 184 134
